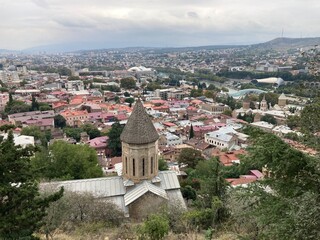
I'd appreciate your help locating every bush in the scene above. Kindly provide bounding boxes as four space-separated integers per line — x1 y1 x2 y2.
137 214 169 240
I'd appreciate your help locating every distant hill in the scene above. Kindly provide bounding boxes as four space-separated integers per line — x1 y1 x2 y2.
250 37 320 51
0 49 17 54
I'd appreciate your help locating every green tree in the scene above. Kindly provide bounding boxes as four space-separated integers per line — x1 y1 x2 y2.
235 132 320 239
261 114 277 125
189 124 194 139
178 148 204 169
138 214 169 240
300 102 320 134
107 120 124 157
5 99 31 115
158 158 169 171
31 95 39 111
207 84 216 90
223 109 232 117
54 114 67 128
64 127 82 142
0 124 15 133
194 158 229 219
81 124 101 139
258 92 279 107
0 131 63 239
125 97 135 105
21 126 49 146
32 141 103 180
120 77 136 89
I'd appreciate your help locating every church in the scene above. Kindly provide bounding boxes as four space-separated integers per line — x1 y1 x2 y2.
41 99 186 218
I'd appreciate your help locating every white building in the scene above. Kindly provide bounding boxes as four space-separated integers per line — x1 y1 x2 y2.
0 92 9 111
250 121 274 132
66 80 84 91
205 126 238 150
1 133 35 148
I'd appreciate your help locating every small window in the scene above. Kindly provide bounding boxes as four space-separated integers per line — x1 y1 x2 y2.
142 158 145 176
151 157 154 174
133 158 135 176
125 157 128 174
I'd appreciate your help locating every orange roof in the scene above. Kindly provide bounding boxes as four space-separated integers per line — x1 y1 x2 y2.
226 178 257 186
61 109 88 117
52 101 68 109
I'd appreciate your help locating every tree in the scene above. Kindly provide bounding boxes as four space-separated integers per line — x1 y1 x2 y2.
158 158 169 171
125 97 135 105
178 148 204 169
194 158 229 220
0 131 63 239
81 124 101 139
31 95 39 111
120 77 136 89
40 191 124 239
234 132 320 239
223 109 233 117
5 99 31 115
189 124 194 139
207 84 216 90
138 214 169 240
300 101 320 134
258 92 279 107
54 114 66 128
64 127 82 142
31 141 103 180
0 124 15 133
21 126 49 146
107 120 124 157
261 114 277 125
124 91 130 97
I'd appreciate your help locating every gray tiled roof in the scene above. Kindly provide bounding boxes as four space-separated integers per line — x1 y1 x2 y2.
120 99 159 144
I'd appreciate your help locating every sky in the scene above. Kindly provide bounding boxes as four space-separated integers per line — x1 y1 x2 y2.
0 0 320 51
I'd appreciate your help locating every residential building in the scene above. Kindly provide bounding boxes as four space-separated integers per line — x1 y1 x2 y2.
60 109 89 127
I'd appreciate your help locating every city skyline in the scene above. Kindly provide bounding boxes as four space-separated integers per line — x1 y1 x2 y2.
1 0 320 51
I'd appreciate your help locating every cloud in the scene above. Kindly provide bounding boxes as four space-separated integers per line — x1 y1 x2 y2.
0 0 319 49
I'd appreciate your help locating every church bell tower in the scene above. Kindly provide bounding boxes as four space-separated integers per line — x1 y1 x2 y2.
120 99 159 183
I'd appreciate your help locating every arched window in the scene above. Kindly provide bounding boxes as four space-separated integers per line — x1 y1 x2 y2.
151 157 154 174
133 158 135 176
142 158 145 176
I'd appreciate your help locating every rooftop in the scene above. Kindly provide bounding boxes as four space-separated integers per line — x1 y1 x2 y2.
120 99 159 144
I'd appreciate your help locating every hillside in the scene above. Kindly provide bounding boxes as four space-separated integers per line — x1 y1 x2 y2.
250 37 320 51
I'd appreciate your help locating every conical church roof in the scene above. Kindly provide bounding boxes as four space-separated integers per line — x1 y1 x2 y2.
120 99 159 144
278 92 286 99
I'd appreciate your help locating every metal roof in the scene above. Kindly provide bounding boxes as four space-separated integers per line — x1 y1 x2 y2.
166 189 187 209
41 176 126 198
124 181 168 206
158 171 181 190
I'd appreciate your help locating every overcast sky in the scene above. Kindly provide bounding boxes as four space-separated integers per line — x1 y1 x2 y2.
1 0 319 50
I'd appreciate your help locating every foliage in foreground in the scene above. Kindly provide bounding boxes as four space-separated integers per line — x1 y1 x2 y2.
0 131 63 239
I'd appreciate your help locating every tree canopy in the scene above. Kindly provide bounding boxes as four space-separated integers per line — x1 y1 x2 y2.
54 114 67 128
31 141 103 180
177 148 204 169
107 120 124 157
0 131 63 239
231 131 320 239
120 77 136 89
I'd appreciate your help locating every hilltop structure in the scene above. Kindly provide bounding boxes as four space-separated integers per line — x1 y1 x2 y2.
41 99 185 218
